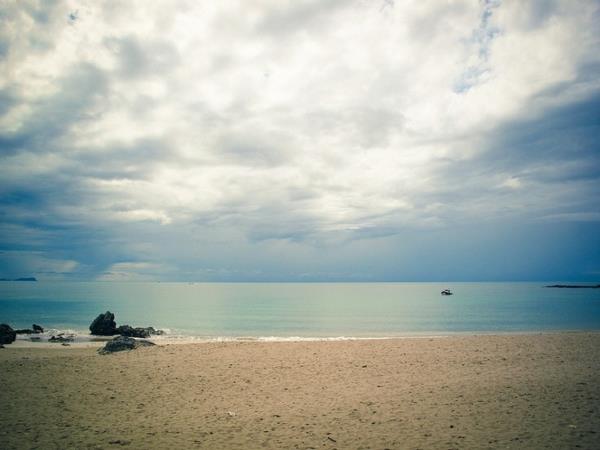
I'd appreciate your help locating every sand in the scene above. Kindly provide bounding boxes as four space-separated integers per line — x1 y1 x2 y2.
1 333 599 449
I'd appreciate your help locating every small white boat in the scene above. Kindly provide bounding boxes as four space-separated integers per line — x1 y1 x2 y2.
441 289 453 296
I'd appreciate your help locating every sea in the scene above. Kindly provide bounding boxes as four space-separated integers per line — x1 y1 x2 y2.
1 281 599 343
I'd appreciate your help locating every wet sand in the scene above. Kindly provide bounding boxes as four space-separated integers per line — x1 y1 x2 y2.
1 332 599 449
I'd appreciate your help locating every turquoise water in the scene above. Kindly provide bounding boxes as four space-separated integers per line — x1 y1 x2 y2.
0 282 599 339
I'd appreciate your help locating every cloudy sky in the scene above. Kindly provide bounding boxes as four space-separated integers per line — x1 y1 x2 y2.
0 0 599 281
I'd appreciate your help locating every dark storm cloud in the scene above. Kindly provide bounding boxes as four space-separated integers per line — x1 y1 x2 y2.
420 93 600 227
473 94 600 183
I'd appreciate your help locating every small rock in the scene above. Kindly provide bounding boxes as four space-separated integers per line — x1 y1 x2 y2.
0 324 16 344
49 334 74 343
99 336 155 354
109 439 131 446
15 328 35 334
115 325 162 338
115 325 135 337
32 324 44 333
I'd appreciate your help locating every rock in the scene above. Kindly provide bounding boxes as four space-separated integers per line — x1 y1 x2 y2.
15 328 34 334
89 311 117 336
546 284 600 288
98 336 155 354
115 325 162 338
115 325 150 338
115 324 134 336
49 334 74 343
0 344 4 349
15 325 44 334
0 324 16 344
0 277 37 282
140 326 160 337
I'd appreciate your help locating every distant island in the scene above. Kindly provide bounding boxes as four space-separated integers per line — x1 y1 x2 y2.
0 277 37 282
546 284 600 289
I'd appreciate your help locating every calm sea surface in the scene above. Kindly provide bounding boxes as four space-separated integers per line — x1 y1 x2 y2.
1 282 599 339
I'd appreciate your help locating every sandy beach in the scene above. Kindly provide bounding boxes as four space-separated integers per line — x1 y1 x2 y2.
1 333 599 449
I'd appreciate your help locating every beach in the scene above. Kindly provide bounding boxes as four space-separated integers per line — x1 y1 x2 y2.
1 333 599 449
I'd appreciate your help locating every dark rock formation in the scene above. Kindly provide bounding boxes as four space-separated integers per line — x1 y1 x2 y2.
98 336 155 354
14 324 43 334
545 284 600 288
0 324 16 345
0 277 37 281
115 325 163 338
116 325 142 337
89 311 117 336
49 334 74 343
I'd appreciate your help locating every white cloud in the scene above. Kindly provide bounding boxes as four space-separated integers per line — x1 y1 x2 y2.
97 261 170 281
500 177 522 189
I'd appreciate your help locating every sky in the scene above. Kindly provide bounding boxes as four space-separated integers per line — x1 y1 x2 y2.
0 0 599 282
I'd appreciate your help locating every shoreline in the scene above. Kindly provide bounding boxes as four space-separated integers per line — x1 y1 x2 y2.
6 328 600 349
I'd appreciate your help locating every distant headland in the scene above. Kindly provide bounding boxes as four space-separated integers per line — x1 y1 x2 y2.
0 277 37 282
545 284 600 289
